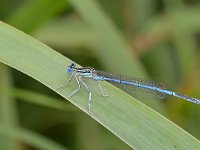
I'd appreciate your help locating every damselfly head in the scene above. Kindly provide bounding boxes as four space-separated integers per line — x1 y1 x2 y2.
66 62 76 74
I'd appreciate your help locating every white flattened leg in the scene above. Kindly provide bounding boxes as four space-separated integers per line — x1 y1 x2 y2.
68 73 81 98
56 71 75 90
97 81 109 97
79 77 92 113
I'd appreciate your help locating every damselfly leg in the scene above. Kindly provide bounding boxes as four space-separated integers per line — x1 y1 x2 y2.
97 81 109 97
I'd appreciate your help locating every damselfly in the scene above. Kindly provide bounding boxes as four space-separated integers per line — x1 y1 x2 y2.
58 62 200 112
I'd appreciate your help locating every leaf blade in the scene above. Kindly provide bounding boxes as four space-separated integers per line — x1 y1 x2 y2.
0 21 199 149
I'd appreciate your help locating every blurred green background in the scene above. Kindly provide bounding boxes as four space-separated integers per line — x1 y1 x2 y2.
0 0 200 149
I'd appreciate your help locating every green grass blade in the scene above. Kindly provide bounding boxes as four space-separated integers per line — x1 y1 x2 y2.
0 21 200 149
0 65 19 150
6 0 68 33
33 18 97 49
0 87 77 112
0 124 67 150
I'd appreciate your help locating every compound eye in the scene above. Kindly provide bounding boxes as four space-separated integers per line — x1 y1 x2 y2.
71 62 76 68
66 62 76 74
69 62 76 69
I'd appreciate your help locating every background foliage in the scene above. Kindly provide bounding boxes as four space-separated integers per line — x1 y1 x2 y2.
0 0 200 149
